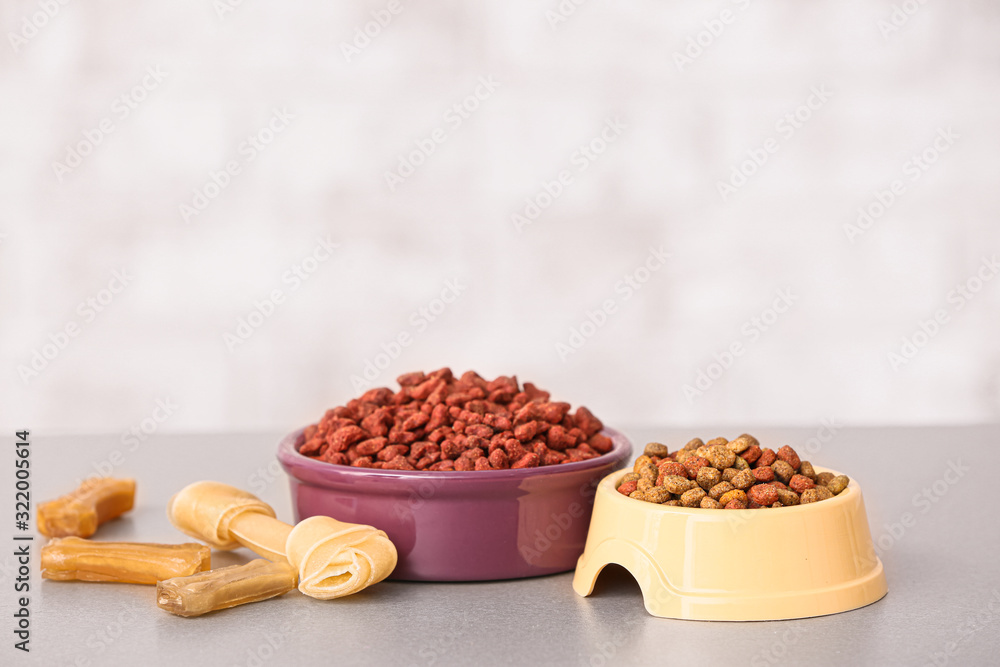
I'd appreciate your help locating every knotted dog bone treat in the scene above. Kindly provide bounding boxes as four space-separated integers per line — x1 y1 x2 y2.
167 481 397 600
41 537 210 584
38 478 136 538
157 559 298 617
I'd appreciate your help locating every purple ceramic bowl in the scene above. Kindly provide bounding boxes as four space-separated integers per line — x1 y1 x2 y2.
277 427 631 581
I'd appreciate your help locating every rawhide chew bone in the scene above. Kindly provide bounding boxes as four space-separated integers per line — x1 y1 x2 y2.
167 481 397 599
41 537 210 584
38 477 136 537
157 559 298 617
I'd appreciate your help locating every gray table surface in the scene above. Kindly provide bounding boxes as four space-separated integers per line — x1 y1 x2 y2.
4 426 999 666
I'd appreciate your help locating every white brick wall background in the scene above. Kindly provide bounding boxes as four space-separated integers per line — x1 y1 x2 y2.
2 1 999 434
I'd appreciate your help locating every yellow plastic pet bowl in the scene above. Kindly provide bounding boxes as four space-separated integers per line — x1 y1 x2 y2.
573 467 887 621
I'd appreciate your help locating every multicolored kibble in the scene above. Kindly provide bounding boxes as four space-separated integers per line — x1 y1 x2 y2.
617 435 852 509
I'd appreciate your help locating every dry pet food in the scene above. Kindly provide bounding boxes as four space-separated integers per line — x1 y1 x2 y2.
617 435 851 509
299 368 612 470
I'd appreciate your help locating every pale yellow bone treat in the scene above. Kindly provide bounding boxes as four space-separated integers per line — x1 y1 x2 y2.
157 558 298 617
41 537 210 584
38 478 136 538
168 481 397 599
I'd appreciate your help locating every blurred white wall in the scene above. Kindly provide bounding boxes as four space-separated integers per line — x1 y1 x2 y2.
2 0 999 434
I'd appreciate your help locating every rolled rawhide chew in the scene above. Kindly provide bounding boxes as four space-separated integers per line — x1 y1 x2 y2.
167 481 397 599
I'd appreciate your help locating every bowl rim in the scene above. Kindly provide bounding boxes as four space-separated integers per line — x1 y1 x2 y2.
278 425 632 481
600 465 857 515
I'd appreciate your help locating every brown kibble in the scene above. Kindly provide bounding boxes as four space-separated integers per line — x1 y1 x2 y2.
826 475 850 495
721 467 739 483
771 502 783 508
816 471 835 486
732 456 750 471
718 489 748 507
675 449 694 464
776 445 801 470
800 489 821 504
799 461 817 480
633 455 654 473
700 496 721 509
747 484 778 506
620 472 639 485
772 460 796 484
644 442 670 458
661 475 697 495
644 486 673 504
705 437 728 447
776 488 800 506
709 481 735 501
637 478 653 492
637 462 658 483
705 445 736 470
727 435 753 454
788 474 815 494
731 469 755 491
680 487 707 508
662 500 681 506
628 490 645 500
696 466 722 491
683 438 704 451
800 486 835 504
